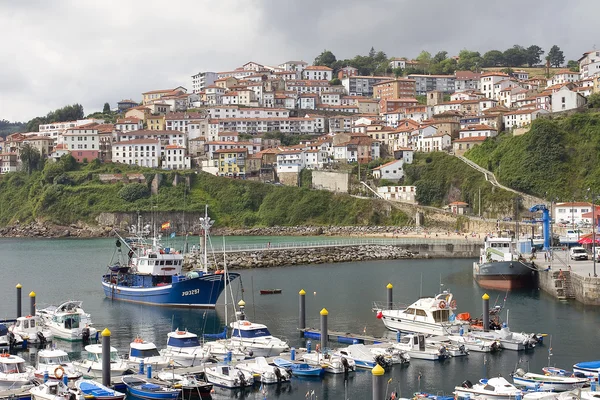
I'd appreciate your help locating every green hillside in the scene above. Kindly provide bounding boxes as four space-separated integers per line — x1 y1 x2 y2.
465 112 600 201
0 158 408 228
404 152 517 216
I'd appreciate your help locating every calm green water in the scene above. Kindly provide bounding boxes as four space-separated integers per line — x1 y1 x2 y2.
1 237 600 400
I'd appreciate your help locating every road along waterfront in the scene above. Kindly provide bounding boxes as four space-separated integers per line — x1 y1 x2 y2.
1 237 600 399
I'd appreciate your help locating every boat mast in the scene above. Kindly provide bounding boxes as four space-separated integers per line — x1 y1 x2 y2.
199 205 214 274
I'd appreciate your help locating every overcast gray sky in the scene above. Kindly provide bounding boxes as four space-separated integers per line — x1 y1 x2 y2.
0 0 596 123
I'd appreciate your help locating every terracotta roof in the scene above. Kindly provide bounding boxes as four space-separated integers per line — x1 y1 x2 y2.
304 66 333 71
449 201 469 206
372 159 403 170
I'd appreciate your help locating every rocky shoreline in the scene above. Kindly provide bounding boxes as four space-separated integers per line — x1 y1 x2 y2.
0 221 427 239
183 244 421 270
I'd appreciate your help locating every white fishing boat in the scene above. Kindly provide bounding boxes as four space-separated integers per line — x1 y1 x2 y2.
30 379 79 400
36 301 96 342
365 344 411 364
34 348 82 383
454 377 521 400
203 340 248 361
236 356 291 384
159 330 211 367
470 326 538 351
127 338 171 371
389 333 449 361
204 364 254 389
573 361 600 378
72 344 131 379
512 368 588 392
229 319 289 358
374 291 469 336
0 354 34 390
9 315 53 344
333 344 388 370
0 324 24 350
425 336 470 357
301 352 356 374
446 334 501 353
155 371 214 398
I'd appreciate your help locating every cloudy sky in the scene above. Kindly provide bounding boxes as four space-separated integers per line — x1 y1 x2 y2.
1 0 596 122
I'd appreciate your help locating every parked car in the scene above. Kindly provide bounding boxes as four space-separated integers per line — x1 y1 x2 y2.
570 247 589 261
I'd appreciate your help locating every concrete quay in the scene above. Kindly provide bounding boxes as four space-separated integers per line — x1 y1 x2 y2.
537 249 600 305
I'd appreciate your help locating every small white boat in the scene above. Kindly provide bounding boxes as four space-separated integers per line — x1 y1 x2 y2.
447 334 501 353
72 344 131 379
0 354 34 390
390 334 449 360
426 336 470 357
36 301 97 342
127 338 171 371
204 340 248 362
76 379 126 400
159 330 211 367
30 379 79 400
365 344 411 365
374 290 469 336
34 348 82 382
512 368 588 392
155 371 214 398
204 364 254 388
236 356 291 384
470 327 536 351
301 352 356 374
0 324 24 350
333 344 385 370
229 319 289 357
454 377 522 400
9 315 53 344
573 361 600 378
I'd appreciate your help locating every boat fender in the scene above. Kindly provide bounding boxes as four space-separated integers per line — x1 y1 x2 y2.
341 357 349 372
315 344 320 352
54 366 65 380
274 366 282 382
450 300 457 308
439 301 447 309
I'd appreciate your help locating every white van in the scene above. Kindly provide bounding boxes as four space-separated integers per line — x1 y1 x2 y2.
570 247 589 261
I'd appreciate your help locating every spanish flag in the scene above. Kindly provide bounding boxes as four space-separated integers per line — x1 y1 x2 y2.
161 222 171 230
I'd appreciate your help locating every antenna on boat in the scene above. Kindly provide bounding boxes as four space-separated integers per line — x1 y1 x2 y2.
547 335 553 367
199 205 214 274
419 273 423 298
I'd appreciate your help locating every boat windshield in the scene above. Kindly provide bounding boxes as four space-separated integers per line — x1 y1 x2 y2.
432 309 450 323
40 355 70 365
88 351 120 362
167 337 200 348
131 348 160 358
0 362 26 373
232 328 271 338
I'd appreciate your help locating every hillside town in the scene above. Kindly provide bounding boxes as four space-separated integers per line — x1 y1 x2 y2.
1 51 597 205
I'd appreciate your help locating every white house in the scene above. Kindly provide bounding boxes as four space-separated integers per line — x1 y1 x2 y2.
377 186 417 203
115 118 143 132
415 133 451 153
302 66 333 81
480 72 509 100
276 149 305 173
547 71 580 87
319 92 341 105
162 144 191 170
551 86 587 113
278 60 308 72
372 159 405 181
554 202 593 224
112 139 160 168
459 124 498 139
503 109 549 129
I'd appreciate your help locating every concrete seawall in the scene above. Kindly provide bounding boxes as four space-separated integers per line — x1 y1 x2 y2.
184 242 481 270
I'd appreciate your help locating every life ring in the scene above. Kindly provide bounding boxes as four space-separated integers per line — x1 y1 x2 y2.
242 321 251 326
0 353 9 358
450 300 457 308
177 331 186 335
439 301 447 309
54 366 65 380
134 338 144 343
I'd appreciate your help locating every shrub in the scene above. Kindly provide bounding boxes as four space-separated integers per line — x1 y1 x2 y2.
118 183 150 202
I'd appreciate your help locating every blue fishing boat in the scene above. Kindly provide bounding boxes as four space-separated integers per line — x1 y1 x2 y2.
121 376 181 400
273 358 324 377
101 210 240 308
76 379 126 400
573 361 600 378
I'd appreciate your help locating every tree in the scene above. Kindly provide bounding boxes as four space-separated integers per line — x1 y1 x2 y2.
456 49 482 71
25 104 84 132
432 51 448 64
503 45 527 67
103 103 110 113
313 50 337 68
567 60 580 72
588 93 600 108
19 143 41 175
525 45 544 67
481 50 505 67
329 78 341 85
415 51 432 73
547 45 565 68
393 67 404 78
368 47 376 59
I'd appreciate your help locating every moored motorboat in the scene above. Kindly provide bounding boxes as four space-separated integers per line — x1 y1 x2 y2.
473 236 537 290
333 344 389 370
573 361 600 378
121 375 180 399
374 290 469 336
34 348 82 383
389 334 449 361
365 344 411 364
36 301 96 342
0 354 34 390
76 379 126 400
203 339 248 362
236 357 291 384
229 319 289 358
470 326 538 351
9 315 53 345
204 364 254 388
30 379 78 400
155 371 213 398
301 352 356 374
72 344 131 379
454 377 521 400
273 358 324 377
512 368 588 392
159 330 210 367
127 338 171 371
447 334 501 353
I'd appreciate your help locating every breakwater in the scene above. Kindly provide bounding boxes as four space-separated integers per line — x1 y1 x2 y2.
184 242 481 270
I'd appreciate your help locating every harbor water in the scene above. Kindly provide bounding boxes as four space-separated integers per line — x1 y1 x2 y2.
1 237 600 399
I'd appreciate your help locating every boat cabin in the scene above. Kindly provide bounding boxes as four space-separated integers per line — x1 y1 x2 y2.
0 355 27 373
85 345 120 363
399 334 427 351
38 350 70 366
483 237 516 262
14 315 42 333
52 313 82 330
230 321 272 339
130 341 160 358
167 332 201 348
134 250 183 276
